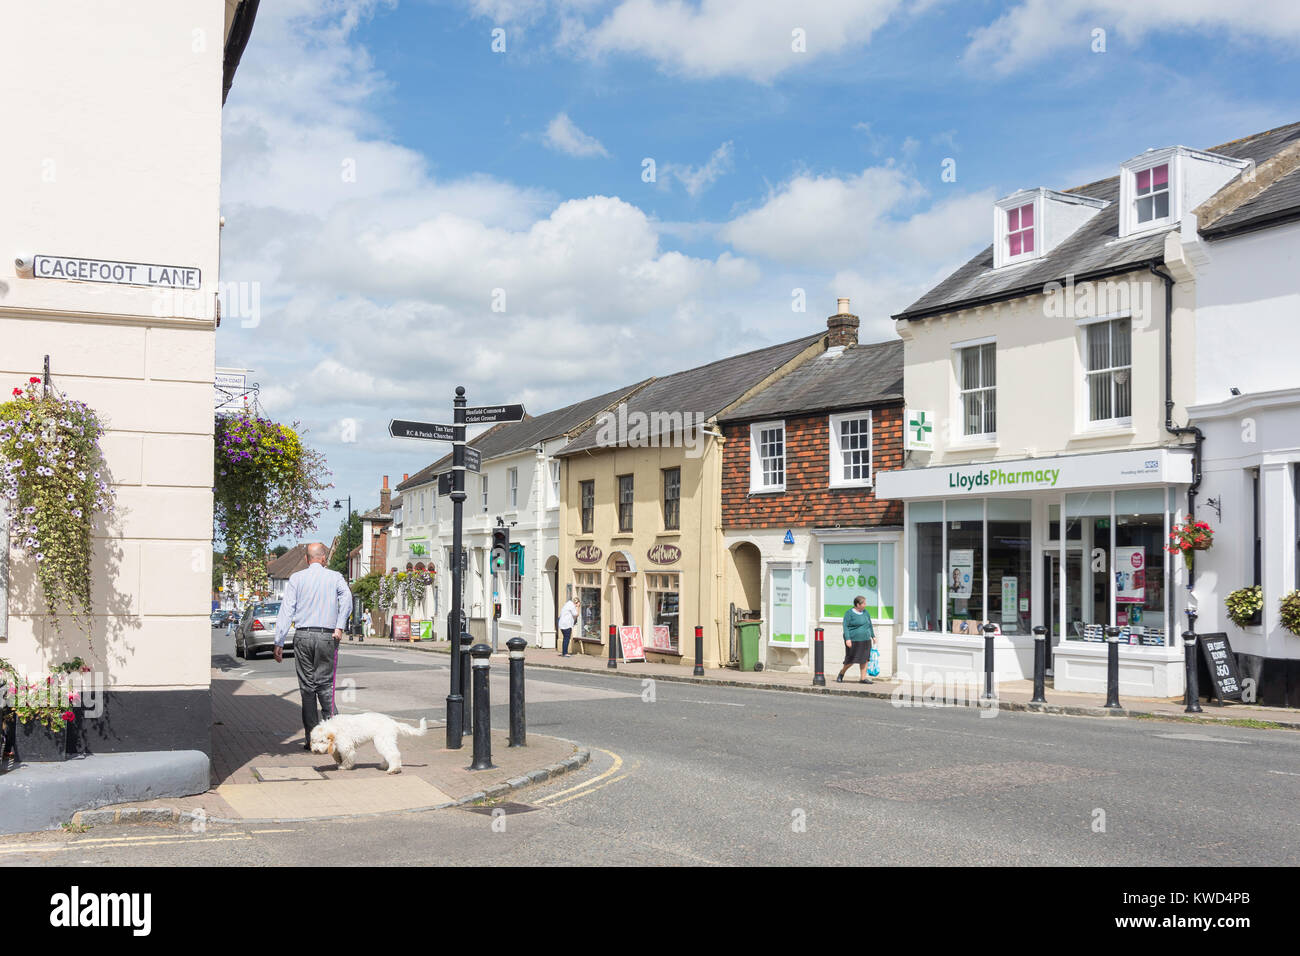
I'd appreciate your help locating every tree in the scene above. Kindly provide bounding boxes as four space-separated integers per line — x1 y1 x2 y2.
329 510 362 575
271 544 289 557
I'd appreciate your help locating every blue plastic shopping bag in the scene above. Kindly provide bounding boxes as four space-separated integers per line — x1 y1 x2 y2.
867 647 880 677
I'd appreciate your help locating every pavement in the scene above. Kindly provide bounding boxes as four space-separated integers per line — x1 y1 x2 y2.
68 645 589 830
368 635 1300 729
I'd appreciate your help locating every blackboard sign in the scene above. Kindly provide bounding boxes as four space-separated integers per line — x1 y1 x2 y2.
1197 632 1243 704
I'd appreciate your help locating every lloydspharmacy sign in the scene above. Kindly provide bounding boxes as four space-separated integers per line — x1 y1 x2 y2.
949 466 1061 491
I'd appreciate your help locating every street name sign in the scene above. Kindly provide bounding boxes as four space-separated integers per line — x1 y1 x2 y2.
464 404 525 424
389 419 456 442
465 447 482 473
33 254 201 290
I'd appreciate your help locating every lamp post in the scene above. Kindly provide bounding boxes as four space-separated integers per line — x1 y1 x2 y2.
333 496 352 583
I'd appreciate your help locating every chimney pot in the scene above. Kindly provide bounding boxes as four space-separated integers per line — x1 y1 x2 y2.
837 297 850 314
382 475 389 490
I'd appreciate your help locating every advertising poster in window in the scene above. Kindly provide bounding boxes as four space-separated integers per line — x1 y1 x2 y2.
823 544 893 619
649 625 673 651
771 566 809 646
1000 576 1018 623
1115 546 1145 604
948 550 974 599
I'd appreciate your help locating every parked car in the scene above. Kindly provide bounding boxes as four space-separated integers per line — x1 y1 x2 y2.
235 601 293 659
210 611 226 627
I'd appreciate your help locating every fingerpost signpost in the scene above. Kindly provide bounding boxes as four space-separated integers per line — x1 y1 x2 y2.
388 392 525 748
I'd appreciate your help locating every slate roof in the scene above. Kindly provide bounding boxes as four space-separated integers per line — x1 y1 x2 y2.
896 121 1300 321
1201 165 1300 238
718 339 903 423
360 505 391 522
266 543 312 581
559 332 825 456
396 382 647 490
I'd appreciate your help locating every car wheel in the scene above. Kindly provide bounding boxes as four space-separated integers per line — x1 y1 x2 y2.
235 634 245 659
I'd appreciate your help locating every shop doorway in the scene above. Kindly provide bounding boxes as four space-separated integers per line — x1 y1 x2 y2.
1042 550 1082 673
620 576 633 626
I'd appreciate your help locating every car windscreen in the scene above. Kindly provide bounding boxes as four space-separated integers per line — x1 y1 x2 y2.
253 604 281 616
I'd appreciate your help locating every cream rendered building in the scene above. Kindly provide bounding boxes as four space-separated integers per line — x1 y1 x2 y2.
0 1 258 757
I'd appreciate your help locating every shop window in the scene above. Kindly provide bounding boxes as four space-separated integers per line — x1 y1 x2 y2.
908 501 944 631
576 571 601 640
618 474 634 532
580 480 594 533
770 566 808 647
750 421 785 492
1063 492 1111 641
647 573 679 651
1085 318 1132 423
829 411 873 487
1114 489 1167 643
958 343 996 437
945 499 985 632
822 542 894 621
988 498 1032 635
662 467 680 531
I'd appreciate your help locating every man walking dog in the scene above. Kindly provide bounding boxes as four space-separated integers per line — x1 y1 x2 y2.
274 542 352 748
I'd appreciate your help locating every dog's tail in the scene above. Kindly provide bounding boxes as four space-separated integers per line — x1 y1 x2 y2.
396 717 428 737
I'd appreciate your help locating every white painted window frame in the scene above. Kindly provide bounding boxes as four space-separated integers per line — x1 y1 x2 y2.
508 466 518 510
828 410 873 488
749 420 786 493
954 340 997 439
1079 315 1134 428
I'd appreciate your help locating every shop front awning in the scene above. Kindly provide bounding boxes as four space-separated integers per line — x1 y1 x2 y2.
876 447 1193 501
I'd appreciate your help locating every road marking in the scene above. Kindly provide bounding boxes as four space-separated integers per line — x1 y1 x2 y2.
0 833 252 856
1152 733 1250 744
675 698 745 707
533 748 624 805
546 772 631 807
1268 770 1300 776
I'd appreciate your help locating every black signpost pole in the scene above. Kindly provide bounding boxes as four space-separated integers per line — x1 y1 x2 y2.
445 386 467 748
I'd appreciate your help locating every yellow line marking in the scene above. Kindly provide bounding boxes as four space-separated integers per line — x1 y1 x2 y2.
546 772 631 807
533 748 623 805
0 846 66 855
249 828 298 833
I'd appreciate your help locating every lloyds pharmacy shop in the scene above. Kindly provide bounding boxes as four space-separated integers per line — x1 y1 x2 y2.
877 447 1193 698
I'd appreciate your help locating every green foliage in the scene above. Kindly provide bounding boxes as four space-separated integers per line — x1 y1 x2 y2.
1224 585 1263 627
272 544 290 557
1280 590 1300 637
329 510 362 574
1 656 90 731
351 570 383 611
0 379 114 632
213 410 331 598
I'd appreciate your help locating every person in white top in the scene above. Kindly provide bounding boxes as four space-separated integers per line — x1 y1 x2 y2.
557 597 580 657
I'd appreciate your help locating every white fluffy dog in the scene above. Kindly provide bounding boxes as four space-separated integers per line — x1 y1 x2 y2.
310 713 427 774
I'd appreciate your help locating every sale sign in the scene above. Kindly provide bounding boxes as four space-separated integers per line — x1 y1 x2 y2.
618 625 646 662
649 625 673 651
1116 547 1145 604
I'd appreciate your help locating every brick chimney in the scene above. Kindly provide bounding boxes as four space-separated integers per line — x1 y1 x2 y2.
827 297 859 348
380 475 391 514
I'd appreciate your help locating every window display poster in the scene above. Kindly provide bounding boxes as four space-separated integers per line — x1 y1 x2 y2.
618 625 645 662
649 625 673 650
771 566 809 646
1115 546 1145 604
948 550 974 599
1001 576 1018 623
823 544 880 617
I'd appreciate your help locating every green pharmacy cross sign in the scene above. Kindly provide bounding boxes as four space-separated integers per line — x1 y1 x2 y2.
906 409 934 451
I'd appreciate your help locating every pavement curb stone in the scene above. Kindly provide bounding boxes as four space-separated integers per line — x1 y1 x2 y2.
69 745 591 829
377 641 1300 731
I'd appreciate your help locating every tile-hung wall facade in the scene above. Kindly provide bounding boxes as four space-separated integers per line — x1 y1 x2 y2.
560 442 725 665
0 2 230 755
880 268 1199 698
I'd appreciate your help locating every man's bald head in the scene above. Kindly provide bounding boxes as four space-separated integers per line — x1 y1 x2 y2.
306 542 329 563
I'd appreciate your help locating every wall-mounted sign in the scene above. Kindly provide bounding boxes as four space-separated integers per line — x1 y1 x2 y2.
905 409 935 451
783 530 795 545
575 544 602 564
647 543 681 565
33 254 200 290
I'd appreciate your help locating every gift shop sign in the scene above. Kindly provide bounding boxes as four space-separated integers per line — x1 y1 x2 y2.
33 254 200 290
877 448 1193 500
575 544 603 564
647 543 681 565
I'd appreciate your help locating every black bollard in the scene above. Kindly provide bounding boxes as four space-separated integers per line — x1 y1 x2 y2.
507 637 527 747
607 624 618 669
445 692 463 749
1183 629 1202 714
1104 626 1122 710
460 632 474 736
1031 625 1047 704
693 625 704 676
981 622 996 700
468 643 494 770
813 627 825 686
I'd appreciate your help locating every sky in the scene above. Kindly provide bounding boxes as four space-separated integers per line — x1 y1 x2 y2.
216 0 1300 541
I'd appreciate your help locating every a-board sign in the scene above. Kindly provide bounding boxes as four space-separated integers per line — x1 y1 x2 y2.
390 419 456 442
465 446 482 473
464 404 525 424
391 614 411 641
1198 632 1243 704
618 625 646 662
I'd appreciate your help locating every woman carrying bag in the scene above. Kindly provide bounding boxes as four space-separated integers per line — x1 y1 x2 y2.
836 595 875 684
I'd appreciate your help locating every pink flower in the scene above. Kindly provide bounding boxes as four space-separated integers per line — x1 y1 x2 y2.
62 710 76 722
11 388 21 397
28 377 40 384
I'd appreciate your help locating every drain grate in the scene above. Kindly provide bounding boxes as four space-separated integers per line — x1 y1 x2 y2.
828 762 1113 802
460 802 539 816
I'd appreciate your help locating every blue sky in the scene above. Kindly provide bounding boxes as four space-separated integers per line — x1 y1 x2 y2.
217 0 1300 541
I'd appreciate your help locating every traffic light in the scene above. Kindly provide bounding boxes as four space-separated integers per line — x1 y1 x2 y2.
491 526 510 571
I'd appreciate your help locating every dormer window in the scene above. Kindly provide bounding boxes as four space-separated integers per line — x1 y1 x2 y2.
1134 163 1170 225
1006 203 1035 258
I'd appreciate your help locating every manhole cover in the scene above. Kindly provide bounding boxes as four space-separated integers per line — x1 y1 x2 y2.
828 762 1113 802
253 766 326 782
460 802 538 815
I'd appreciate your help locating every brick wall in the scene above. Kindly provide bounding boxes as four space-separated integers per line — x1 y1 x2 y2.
722 404 904 529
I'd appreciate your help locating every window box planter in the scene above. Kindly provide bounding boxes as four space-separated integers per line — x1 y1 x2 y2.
11 715 71 762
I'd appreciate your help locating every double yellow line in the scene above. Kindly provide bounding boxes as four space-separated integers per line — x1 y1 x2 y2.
533 748 631 807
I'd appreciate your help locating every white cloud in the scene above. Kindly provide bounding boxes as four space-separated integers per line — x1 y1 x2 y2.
543 112 611 157
662 141 734 197
965 0 1300 74
577 0 905 82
